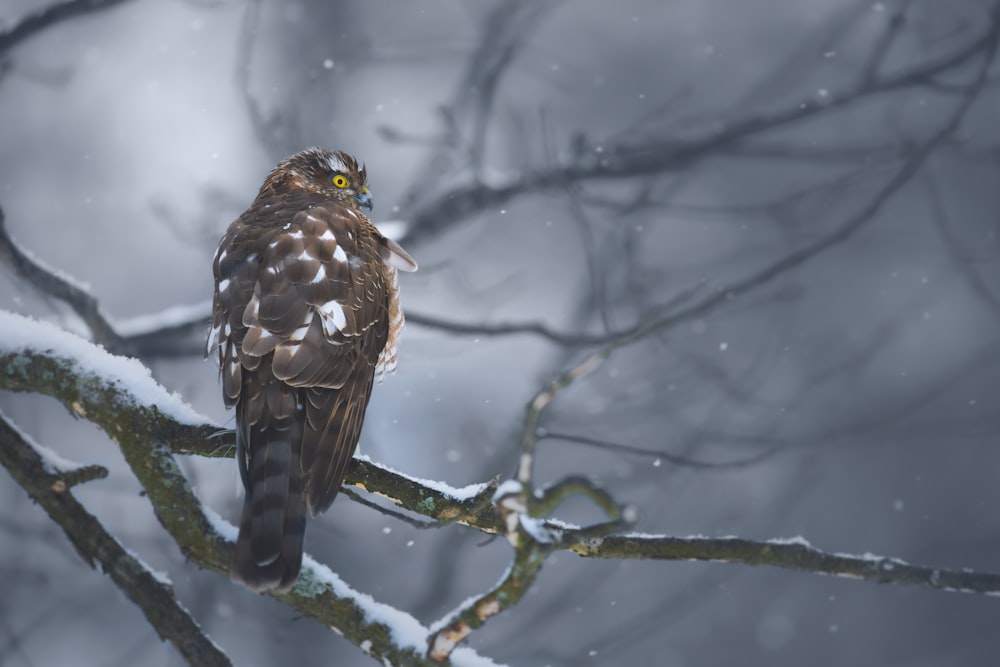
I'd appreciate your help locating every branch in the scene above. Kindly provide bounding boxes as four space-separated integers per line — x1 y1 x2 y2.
0 311 500 666
0 206 206 359
400 9 999 246
428 477 636 662
398 0 560 208
0 0 134 59
3 312 1000 663
0 207 133 354
570 534 1000 595
0 413 231 667
1 201 712 358
541 430 785 470
517 16 998 425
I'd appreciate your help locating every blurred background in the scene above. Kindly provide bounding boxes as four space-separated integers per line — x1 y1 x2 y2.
1 0 999 665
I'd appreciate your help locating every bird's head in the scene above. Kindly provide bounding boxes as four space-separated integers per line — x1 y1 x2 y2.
265 147 373 211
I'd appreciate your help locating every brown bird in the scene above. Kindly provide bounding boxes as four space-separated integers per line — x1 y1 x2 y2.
208 148 417 592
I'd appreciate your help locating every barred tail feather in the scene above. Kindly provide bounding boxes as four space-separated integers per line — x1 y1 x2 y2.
230 411 307 592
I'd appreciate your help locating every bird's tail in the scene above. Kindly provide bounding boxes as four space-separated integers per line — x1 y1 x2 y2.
230 404 307 593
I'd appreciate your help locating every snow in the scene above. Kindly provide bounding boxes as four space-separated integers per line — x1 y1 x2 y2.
113 300 212 336
32 438 88 474
207 506 504 664
1 409 86 474
202 505 239 542
123 545 173 586
492 479 523 502
301 555 506 666
0 311 212 426
766 536 814 548
429 561 513 634
520 515 562 544
352 454 488 501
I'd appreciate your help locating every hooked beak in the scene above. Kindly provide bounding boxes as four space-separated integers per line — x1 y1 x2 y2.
355 188 373 211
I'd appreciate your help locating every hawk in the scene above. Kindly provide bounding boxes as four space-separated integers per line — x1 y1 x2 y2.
208 148 417 592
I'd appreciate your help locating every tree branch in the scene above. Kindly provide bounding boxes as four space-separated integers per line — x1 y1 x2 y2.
0 0 134 59
400 9 999 246
570 534 1000 595
0 312 499 666
3 313 1000 663
0 413 231 667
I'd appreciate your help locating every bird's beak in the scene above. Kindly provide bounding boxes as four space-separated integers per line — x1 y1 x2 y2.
355 187 373 211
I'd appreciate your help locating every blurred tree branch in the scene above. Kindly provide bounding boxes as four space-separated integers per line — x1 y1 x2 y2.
0 0 134 59
4 314 1000 663
2 0 1000 664
399 4 1000 247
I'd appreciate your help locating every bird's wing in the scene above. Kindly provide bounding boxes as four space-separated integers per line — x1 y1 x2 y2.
232 204 390 512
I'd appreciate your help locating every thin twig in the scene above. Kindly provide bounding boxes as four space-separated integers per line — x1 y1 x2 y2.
401 13 998 246
541 431 785 470
513 9 998 502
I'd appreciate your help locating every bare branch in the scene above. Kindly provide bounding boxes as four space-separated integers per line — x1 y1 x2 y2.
401 11 999 246
399 0 561 209
0 207 133 354
541 431 785 470
0 414 231 667
0 0 134 59
860 0 916 84
570 534 1000 596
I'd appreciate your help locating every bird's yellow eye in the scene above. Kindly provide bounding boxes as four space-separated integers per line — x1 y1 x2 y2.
332 174 349 189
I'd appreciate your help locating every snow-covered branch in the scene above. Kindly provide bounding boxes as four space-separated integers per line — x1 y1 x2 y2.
0 412 231 667
3 310 1000 664
0 311 500 666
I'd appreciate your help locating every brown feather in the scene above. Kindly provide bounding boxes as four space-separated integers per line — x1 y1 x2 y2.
209 148 414 592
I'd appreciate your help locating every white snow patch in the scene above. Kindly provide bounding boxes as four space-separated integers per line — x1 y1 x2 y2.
543 517 581 531
492 479 522 502
123 545 173 585
0 311 212 425
520 516 561 544
352 454 488 501
767 536 813 548
203 505 238 542
300 556 425 653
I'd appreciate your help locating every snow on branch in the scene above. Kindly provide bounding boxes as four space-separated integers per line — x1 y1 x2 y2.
0 311 504 666
3 309 1000 663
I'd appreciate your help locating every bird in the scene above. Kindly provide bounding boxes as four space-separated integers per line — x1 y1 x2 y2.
208 148 417 592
